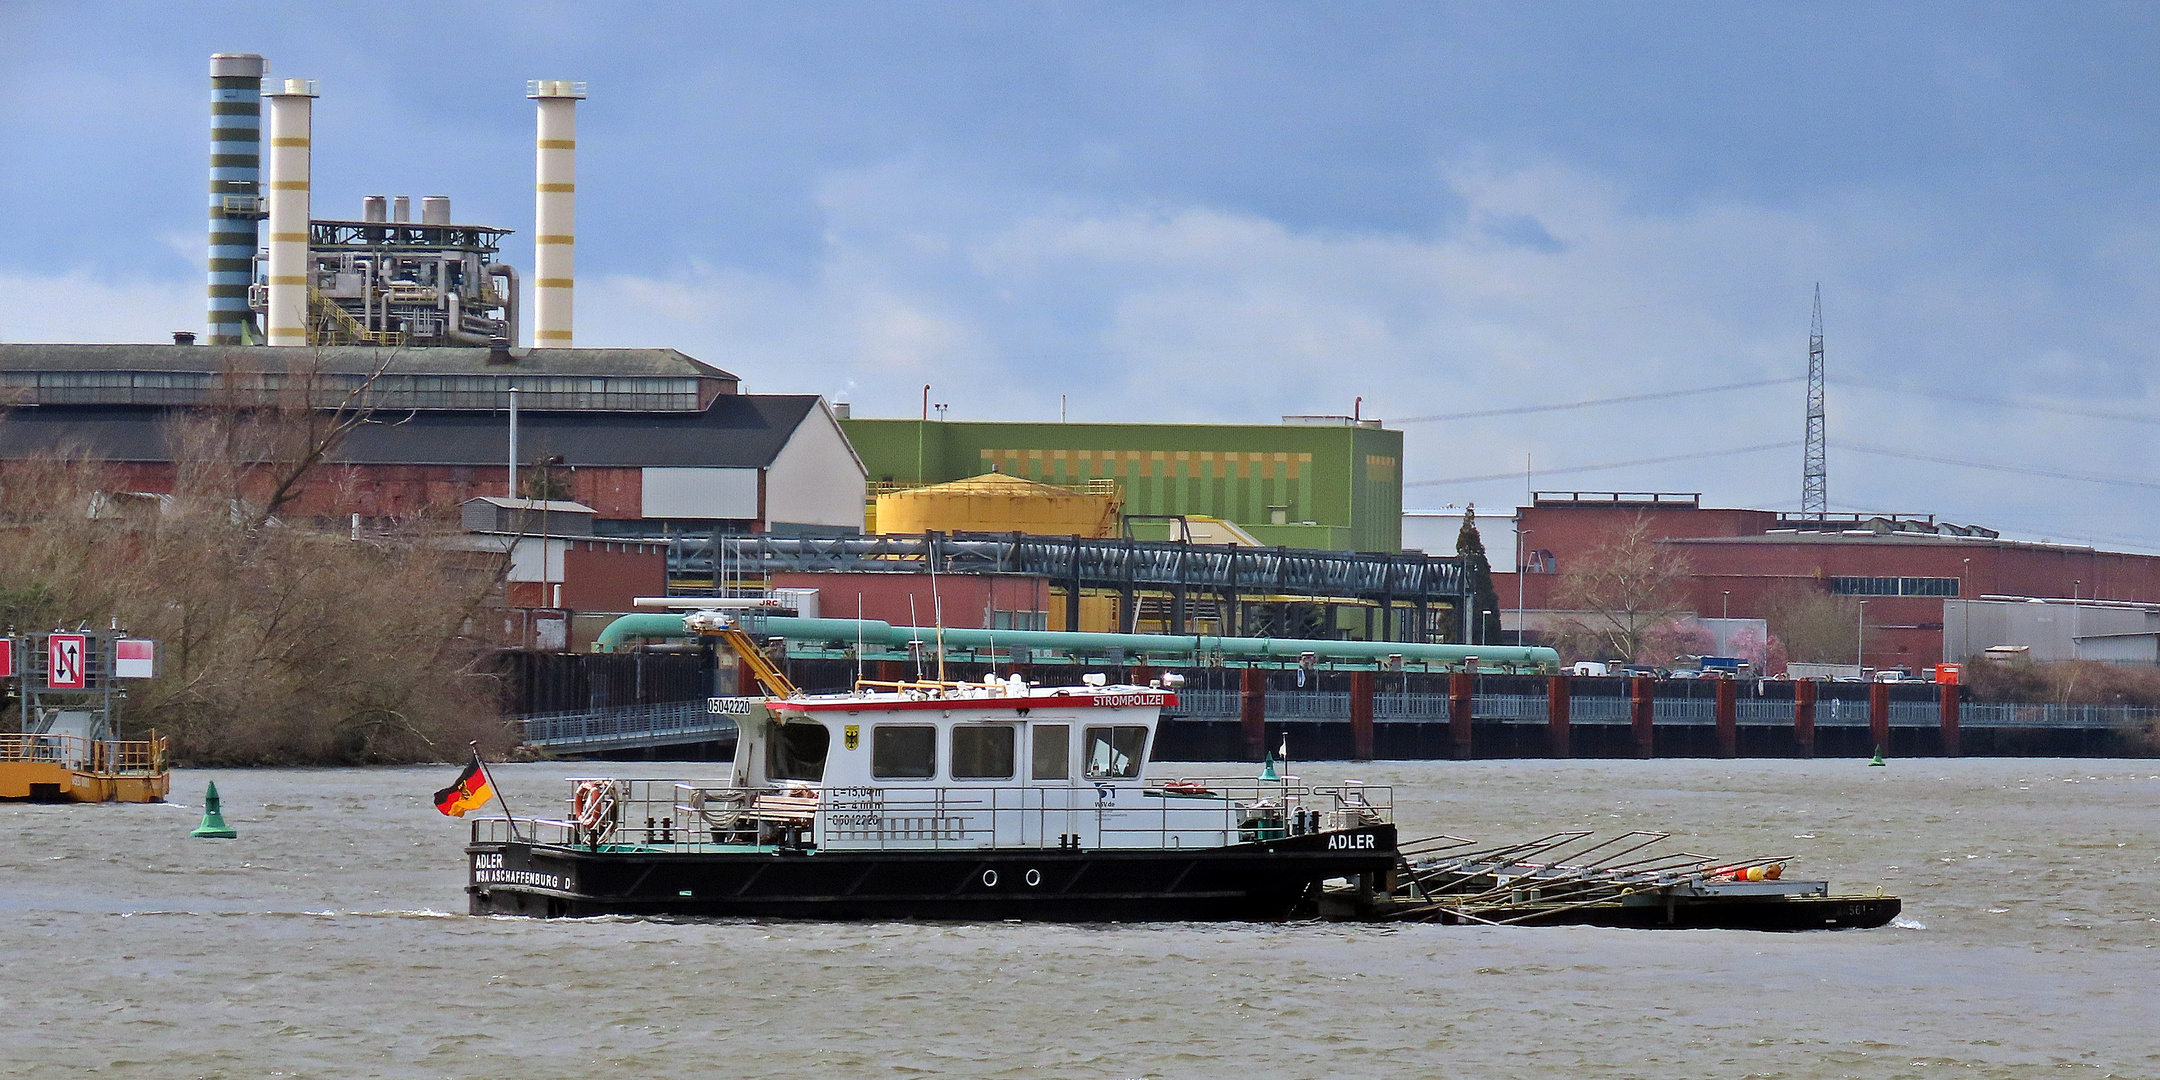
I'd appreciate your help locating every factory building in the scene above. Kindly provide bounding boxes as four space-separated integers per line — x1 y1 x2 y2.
199 56 571 350
1491 491 2160 670
0 344 867 536
840 415 1403 552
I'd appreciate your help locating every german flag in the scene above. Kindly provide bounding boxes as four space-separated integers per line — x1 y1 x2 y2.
433 754 495 817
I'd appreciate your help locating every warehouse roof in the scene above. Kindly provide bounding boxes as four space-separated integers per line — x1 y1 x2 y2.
0 395 824 469
0 343 736 381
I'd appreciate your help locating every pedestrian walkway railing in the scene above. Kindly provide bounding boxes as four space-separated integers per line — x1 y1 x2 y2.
1163 688 2158 731
520 700 737 752
1960 702 2157 729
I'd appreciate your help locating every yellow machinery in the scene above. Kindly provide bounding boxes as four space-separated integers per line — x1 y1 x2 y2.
875 473 1121 538
0 732 169 803
682 610 799 698
4 631 170 803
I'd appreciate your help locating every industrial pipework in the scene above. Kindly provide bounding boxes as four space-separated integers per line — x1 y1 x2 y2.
262 77 318 346
206 53 266 344
528 80 584 347
592 613 1560 673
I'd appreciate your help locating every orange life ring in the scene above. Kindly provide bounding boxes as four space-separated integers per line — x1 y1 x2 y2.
572 781 611 832
1162 779 1210 795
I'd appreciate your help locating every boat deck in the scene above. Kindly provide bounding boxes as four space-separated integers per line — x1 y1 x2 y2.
0 733 169 803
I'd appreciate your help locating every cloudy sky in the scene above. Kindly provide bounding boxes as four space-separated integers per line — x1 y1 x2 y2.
4 3 2158 550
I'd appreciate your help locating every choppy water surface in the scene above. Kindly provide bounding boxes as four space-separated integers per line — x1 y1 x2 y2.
5 758 2156 1078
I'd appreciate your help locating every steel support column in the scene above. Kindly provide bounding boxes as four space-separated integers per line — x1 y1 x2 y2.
1794 679 1817 759
1448 671 1473 760
1240 666 1267 761
1630 675 1654 759
1547 673 1571 758
1349 670 1375 761
1868 681 1890 754
1714 678 1738 759
1939 682 1961 757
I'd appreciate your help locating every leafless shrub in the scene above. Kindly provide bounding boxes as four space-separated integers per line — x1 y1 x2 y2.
1548 516 1695 663
0 351 513 764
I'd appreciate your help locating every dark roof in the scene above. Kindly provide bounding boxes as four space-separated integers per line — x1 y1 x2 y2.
0 395 823 469
0 343 737 381
1664 533 2102 555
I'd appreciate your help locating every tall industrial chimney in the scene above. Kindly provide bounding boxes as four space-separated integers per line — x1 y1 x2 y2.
262 78 317 346
527 79 585 348
207 53 266 344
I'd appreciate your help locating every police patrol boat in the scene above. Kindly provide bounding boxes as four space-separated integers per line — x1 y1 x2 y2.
465 614 1397 921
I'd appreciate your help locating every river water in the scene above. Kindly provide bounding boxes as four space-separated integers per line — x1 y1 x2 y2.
5 758 2156 1079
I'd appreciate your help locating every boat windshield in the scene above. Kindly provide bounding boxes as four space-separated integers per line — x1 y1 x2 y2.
767 721 830 782
1083 725 1147 780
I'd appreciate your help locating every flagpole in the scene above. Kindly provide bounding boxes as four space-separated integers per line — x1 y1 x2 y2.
472 741 522 843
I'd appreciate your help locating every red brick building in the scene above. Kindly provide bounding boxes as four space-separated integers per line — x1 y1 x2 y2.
1493 492 2160 670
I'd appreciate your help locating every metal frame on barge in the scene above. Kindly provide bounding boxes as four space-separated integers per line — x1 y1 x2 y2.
467 678 1398 921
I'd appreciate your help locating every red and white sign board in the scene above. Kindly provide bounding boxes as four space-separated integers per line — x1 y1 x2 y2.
48 633 88 690
115 639 156 679
0 639 13 679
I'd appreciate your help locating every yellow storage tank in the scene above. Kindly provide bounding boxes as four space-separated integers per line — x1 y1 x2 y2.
876 472 1120 538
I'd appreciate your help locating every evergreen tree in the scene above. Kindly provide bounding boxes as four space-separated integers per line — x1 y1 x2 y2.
1456 506 1505 645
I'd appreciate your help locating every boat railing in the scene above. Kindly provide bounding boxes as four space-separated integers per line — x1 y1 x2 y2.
0 732 168 776
467 776 1391 851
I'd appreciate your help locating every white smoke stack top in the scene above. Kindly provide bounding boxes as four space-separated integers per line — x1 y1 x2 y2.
263 77 318 346
527 79 585 349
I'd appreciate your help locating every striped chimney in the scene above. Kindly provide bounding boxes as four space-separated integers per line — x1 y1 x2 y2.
528 80 584 348
262 78 317 346
206 53 266 344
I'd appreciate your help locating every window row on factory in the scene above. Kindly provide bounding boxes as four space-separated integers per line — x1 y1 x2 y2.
1826 576 1961 597
0 371 703 412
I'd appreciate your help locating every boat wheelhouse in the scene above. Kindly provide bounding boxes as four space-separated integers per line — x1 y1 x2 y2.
467 677 1399 921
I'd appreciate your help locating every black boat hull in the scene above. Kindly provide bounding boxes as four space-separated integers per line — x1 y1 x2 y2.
468 825 1399 921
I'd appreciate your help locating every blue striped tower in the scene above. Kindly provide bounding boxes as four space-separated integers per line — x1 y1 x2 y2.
207 53 267 344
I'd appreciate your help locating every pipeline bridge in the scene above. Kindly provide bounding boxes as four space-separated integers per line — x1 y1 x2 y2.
651 531 1475 639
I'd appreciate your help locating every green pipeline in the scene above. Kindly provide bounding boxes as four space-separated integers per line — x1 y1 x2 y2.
592 613 1558 672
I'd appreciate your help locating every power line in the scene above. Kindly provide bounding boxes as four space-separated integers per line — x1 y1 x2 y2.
1392 376 1802 424
1839 442 2160 491
1831 378 2160 426
1407 441 1801 488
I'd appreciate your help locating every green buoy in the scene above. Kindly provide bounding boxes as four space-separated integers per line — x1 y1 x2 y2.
190 781 237 838
1258 750 1280 782
1868 746 1887 767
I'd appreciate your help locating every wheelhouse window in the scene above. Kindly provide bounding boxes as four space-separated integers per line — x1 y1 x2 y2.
872 725 937 779
951 725 1016 780
1032 724 1070 781
766 721 830 782
1083 726 1148 780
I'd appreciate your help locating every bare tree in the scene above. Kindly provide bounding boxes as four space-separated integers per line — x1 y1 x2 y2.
1548 516 1694 663
1761 581 1863 664
0 351 516 764
177 347 402 531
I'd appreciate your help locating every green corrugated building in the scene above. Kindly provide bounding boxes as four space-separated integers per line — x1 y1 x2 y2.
840 416 1403 552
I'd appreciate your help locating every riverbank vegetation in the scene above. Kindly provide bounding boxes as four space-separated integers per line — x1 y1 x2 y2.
0 360 514 765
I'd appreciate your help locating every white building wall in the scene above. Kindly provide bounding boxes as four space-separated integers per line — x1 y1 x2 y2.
765 401 868 532
1944 598 2160 663
641 467 761 520
1403 509 1516 561
507 537 568 582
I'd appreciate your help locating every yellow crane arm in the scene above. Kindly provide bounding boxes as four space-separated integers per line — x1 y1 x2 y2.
712 625 799 699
